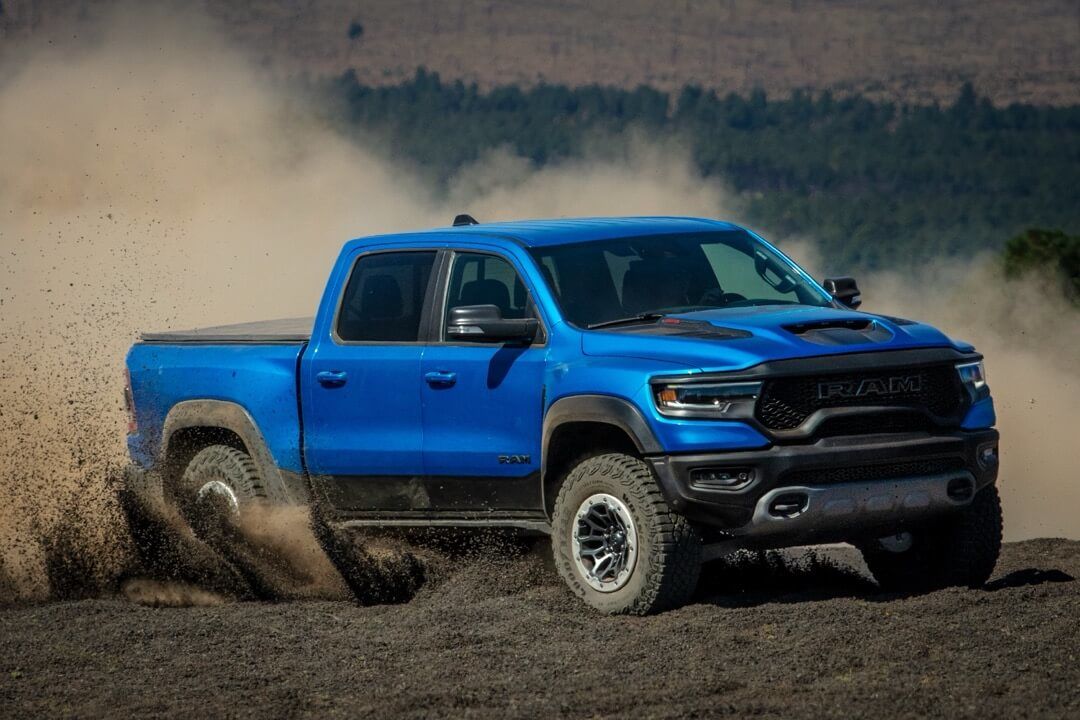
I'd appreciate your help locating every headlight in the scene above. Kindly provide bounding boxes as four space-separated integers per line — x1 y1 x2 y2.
956 361 989 402
653 381 762 418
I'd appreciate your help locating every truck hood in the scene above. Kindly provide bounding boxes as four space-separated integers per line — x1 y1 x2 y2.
580 305 969 372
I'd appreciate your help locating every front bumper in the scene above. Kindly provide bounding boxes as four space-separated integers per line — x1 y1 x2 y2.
648 429 999 546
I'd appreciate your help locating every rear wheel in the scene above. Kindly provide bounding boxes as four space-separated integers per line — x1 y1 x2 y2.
551 453 701 614
860 485 1003 592
174 445 266 536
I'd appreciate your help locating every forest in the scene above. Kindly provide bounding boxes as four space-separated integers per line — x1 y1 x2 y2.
324 69 1079 281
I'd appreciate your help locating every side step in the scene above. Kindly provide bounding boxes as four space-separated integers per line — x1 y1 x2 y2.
332 517 552 533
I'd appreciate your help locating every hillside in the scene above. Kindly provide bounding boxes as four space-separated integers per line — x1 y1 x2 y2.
329 72 1080 268
1 0 1078 105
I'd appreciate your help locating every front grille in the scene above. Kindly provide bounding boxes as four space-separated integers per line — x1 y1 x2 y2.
782 457 967 487
756 364 964 430
813 412 936 438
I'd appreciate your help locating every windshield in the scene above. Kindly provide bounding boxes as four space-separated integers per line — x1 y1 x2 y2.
529 231 832 328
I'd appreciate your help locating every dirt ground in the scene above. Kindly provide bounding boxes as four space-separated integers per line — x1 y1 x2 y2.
1 538 1077 719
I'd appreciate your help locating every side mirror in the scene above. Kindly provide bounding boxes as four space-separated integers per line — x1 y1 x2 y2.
823 277 862 309
447 304 538 343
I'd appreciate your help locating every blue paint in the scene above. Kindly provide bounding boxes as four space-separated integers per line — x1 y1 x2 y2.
962 397 997 430
126 343 304 471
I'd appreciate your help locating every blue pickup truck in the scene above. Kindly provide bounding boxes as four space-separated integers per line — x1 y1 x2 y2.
125 216 1002 613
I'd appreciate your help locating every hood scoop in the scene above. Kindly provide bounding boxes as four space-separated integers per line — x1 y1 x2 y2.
784 318 894 346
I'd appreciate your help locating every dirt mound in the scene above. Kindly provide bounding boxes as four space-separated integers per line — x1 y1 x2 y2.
0 477 434 609
121 484 436 606
119 578 230 608
697 548 878 606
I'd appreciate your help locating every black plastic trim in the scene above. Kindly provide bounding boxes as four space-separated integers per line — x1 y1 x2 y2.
542 395 663 459
422 249 454 342
160 400 309 505
315 471 543 514
648 428 999 530
334 515 550 533
140 317 313 344
540 395 663 516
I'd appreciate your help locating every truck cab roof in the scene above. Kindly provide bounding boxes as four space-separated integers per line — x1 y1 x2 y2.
344 216 744 251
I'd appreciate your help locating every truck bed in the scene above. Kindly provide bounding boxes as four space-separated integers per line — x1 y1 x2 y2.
140 317 313 344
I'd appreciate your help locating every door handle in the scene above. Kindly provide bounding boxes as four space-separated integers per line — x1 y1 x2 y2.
424 370 457 387
316 370 348 387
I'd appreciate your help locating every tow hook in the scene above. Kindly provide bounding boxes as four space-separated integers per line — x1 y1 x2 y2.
769 492 809 518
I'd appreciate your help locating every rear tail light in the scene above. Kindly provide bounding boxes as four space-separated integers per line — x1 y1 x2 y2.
124 368 137 435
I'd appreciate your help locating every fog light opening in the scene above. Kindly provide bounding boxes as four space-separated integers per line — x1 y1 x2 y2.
689 467 753 491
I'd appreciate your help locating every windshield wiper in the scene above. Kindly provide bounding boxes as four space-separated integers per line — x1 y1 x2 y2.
587 312 666 330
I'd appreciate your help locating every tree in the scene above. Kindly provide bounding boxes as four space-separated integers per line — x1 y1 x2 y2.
317 72 1080 271
1003 228 1080 303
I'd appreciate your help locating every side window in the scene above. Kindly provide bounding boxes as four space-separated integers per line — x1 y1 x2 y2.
337 251 437 342
445 252 531 324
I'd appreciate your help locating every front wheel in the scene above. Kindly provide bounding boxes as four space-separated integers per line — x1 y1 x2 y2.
860 484 1003 593
551 453 702 614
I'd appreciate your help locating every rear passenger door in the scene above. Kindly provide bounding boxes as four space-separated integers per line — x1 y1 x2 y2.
420 250 548 515
302 249 439 513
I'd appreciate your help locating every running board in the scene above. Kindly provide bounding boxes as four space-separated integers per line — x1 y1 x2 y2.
332 517 552 533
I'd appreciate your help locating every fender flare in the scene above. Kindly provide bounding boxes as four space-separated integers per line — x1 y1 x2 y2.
541 394 662 468
540 395 663 517
160 399 307 504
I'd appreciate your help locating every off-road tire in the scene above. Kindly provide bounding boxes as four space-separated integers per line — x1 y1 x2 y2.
551 453 702 614
860 484 1003 593
176 445 266 536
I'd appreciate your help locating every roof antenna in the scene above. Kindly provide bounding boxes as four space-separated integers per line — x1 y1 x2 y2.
453 213 479 227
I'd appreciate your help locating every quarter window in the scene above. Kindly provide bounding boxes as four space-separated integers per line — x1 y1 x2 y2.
337 251 436 342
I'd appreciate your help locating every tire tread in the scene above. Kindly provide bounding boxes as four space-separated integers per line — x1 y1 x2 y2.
177 445 266 529
552 453 701 614
861 485 1003 592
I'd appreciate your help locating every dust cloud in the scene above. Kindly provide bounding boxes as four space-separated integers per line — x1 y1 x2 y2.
865 264 1080 543
0 3 1074 603
0 3 724 603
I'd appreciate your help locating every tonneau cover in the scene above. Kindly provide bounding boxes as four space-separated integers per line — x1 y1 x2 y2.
140 317 313 343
